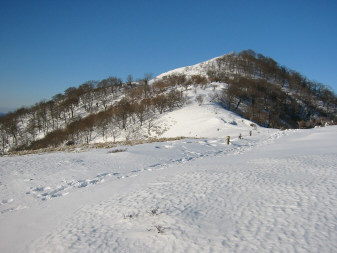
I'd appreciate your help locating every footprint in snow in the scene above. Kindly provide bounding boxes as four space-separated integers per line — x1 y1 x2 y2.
96 172 110 178
0 199 14 205
33 186 45 192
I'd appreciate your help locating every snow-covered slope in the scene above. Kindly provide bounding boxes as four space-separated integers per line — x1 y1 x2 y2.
90 84 260 143
157 103 256 139
153 54 224 80
150 83 259 140
1 126 337 252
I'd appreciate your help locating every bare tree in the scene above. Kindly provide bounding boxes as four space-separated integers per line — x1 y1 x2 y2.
142 73 153 98
126 74 133 87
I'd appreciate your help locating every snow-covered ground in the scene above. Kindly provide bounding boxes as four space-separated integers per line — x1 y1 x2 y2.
0 125 336 252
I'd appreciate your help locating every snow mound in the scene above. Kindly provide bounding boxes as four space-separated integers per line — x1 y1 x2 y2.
157 103 257 139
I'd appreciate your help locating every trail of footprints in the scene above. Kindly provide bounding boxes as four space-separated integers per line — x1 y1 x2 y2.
30 146 337 253
26 172 122 200
25 131 290 202
1 131 288 215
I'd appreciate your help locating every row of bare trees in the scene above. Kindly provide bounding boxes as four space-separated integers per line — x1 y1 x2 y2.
0 75 142 152
1 70 193 153
26 90 185 150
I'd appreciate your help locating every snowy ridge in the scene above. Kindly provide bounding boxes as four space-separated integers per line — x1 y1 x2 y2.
153 54 226 80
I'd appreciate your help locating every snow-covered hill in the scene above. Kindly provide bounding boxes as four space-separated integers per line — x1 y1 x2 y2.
151 84 260 140
1 125 337 252
2 50 336 154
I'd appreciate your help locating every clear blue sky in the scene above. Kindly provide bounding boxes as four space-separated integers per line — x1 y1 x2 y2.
1 0 337 113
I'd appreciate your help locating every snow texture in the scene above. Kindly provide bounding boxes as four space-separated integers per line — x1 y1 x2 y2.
0 122 337 252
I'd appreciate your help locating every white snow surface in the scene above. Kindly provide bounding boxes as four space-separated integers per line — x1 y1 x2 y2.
153 54 227 81
157 103 256 139
1 125 337 252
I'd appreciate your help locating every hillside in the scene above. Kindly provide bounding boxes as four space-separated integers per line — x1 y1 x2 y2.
0 50 336 154
155 50 337 127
